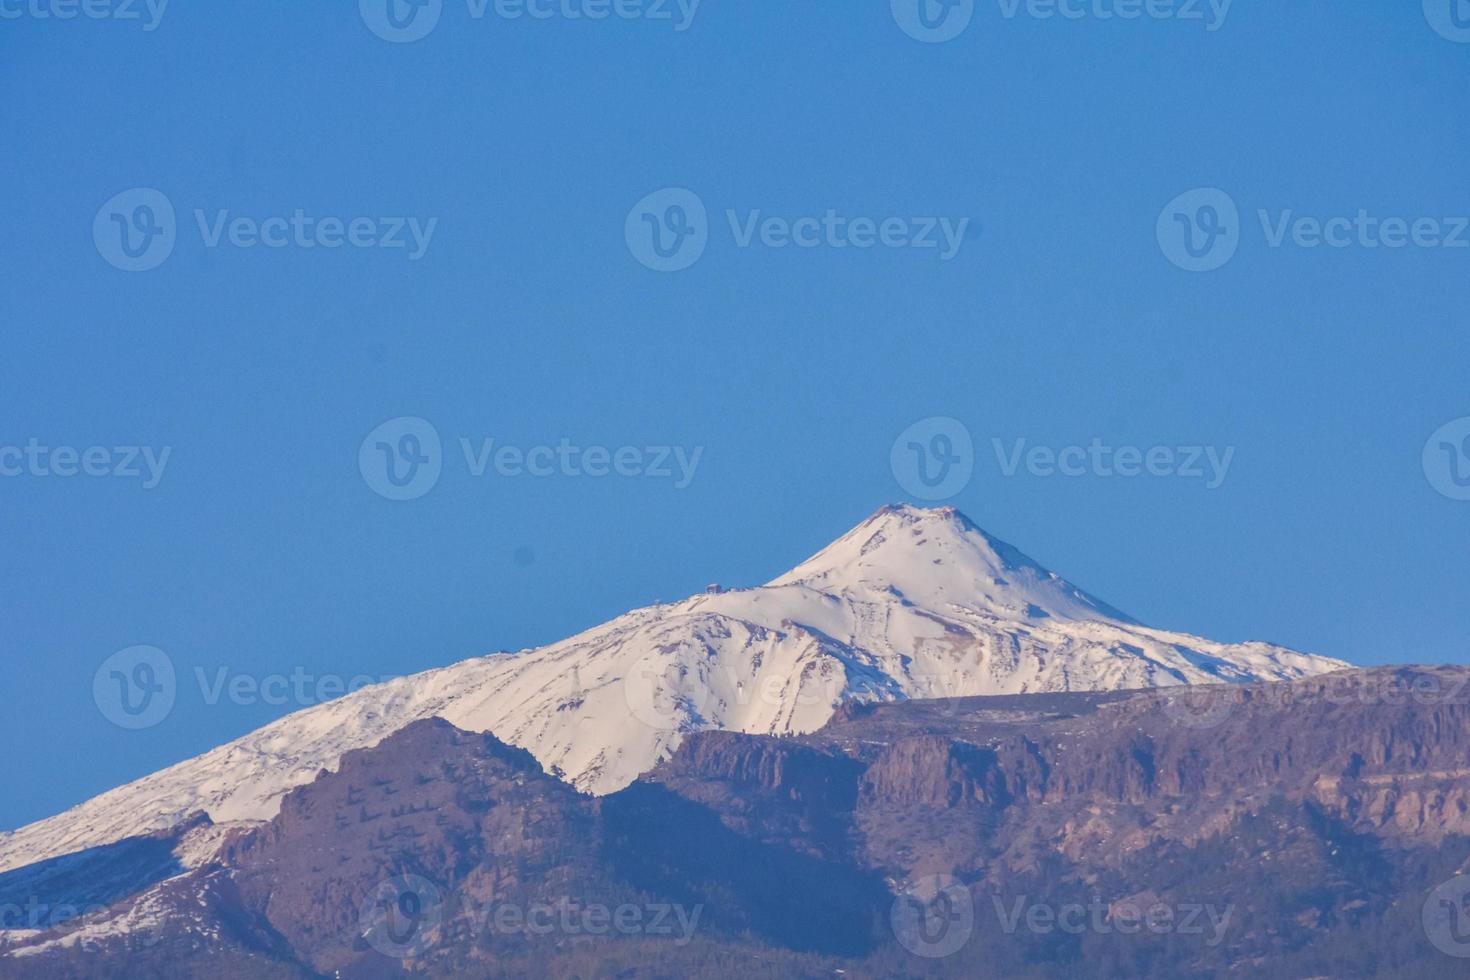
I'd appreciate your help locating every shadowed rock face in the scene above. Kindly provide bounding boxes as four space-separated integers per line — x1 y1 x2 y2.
7 667 1470 979
222 720 611 976
0 819 199 932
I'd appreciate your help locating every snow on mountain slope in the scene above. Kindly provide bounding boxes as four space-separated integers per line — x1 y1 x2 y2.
0 504 1347 877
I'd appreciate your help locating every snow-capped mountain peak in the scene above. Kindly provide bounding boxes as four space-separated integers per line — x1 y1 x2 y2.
0 505 1347 879
769 503 1136 624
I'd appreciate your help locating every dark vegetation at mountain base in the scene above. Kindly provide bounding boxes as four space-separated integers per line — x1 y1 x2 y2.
5 666 1470 979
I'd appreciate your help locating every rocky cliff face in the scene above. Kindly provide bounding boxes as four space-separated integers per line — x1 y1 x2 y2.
5 667 1470 979
222 720 614 977
651 666 1470 977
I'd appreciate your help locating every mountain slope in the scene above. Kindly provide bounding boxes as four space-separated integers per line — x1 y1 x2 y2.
7 667 1470 980
0 504 1345 879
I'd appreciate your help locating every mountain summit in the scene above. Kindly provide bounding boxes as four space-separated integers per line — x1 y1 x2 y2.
0 504 1345 877
770 503 1137 622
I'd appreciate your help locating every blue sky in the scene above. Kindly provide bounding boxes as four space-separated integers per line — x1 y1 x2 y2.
1 1 1467 829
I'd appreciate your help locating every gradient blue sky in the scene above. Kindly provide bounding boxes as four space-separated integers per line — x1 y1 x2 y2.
2 2 1467 830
